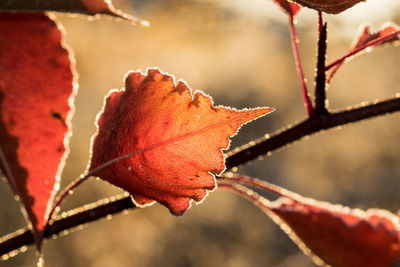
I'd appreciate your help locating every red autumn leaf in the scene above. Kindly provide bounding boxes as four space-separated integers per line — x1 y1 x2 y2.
290 0 365 14
270 195 400 267
0 0 147 26
273 0 301 17
218 175 400 267
89 69 273 215
327 22 400 83
0 13 75 247
351 22 400 50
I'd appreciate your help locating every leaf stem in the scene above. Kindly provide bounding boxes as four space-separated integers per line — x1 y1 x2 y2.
288 15 314 116
218 183 270 210
47 175 89 225
47 143 160 222
218 173 290 198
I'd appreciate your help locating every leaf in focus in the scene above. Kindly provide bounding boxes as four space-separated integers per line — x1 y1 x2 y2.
269 193 400 267
290 0 366 14
273 0 301 17
90 69 273 215
0 0 147 26
0 13 75 247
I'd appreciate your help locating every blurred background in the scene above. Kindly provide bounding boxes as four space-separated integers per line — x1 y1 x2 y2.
2 0 400 266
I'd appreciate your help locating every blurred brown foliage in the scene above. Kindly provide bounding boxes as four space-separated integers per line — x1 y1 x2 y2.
1 0 400 266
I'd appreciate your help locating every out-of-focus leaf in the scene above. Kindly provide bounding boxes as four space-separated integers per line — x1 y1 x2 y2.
270 194 400 267
0 0 147 25
89 69 273 216
290 0 366 14
219 174 400 267
0 13 76 248
352 22 400 49
327 22 400 83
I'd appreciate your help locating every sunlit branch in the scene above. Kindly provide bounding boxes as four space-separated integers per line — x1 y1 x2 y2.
225 95 400 169
0 194 136 257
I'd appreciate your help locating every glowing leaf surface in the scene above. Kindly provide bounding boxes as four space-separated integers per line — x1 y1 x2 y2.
90 69 273 215
0 13 75 246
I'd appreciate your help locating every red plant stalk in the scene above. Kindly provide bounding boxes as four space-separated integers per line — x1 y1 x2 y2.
288 15 314 116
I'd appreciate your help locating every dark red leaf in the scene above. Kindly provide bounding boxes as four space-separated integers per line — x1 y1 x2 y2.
270 195 400 267
89 69 273 215
0 0 147 26
219 175 400 267
0 13 75 247
290 0 365 14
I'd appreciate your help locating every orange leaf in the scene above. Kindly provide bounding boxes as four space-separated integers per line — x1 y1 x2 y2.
89 69 273 215
290 0 365 14
0 13 75 247
270 195 400 267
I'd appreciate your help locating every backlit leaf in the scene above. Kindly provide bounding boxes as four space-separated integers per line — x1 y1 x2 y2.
89 69 273 215
0 13 75 247
219 174 400 267
270 194 400 267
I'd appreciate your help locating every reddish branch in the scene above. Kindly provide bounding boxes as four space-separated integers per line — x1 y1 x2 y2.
288 15 314 115
0 195 136 257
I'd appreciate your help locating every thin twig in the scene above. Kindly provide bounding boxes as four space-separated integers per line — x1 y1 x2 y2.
288 16 313 115
46 175 89 225
317 12 323 35
219 173 290 198
218 183 269 209
0 194 136 257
